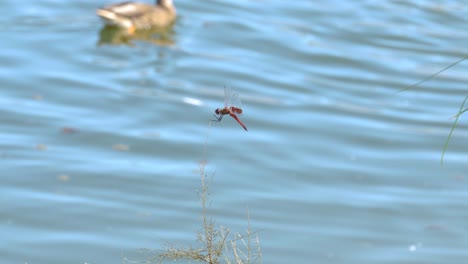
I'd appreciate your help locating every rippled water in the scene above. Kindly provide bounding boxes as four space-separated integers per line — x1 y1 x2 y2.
1 1 468 263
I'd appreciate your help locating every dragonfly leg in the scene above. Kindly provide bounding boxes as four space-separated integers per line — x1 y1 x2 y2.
212 114 223 122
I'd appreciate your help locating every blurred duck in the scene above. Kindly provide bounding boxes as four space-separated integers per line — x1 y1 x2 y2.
97 0 176 34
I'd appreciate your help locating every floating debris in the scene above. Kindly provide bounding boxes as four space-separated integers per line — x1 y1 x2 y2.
57 174 70 182
32 95 43 101
61 127 79 134
112 144 129 151
36 144 47 151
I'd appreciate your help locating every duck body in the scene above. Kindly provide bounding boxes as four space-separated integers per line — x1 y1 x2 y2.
97 0 176 33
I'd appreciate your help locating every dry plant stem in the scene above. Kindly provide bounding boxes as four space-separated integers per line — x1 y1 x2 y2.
255 233 262 264
199 155 229 264
155 119 261 264
203 120 214 165
246 209 251 263
223 209 262 264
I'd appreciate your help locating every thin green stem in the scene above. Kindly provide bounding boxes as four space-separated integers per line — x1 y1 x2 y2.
397 56 468 93
441 95 468 165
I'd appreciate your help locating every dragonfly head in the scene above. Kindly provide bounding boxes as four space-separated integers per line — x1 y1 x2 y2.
215 109 220 115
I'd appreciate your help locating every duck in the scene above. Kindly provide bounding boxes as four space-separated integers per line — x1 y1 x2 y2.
96 0 176 34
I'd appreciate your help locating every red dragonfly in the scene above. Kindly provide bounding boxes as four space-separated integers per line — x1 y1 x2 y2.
212 87 248 131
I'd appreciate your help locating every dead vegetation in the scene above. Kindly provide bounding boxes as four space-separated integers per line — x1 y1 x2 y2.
153 162 262 264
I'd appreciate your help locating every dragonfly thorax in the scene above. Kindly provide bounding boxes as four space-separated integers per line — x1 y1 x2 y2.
215 108 230 115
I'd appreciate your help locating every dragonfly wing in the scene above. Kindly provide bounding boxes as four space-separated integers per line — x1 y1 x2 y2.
229 89 243 114
224 86 232 108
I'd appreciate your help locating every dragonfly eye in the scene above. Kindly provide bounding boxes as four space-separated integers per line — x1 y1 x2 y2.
215 109 219 114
